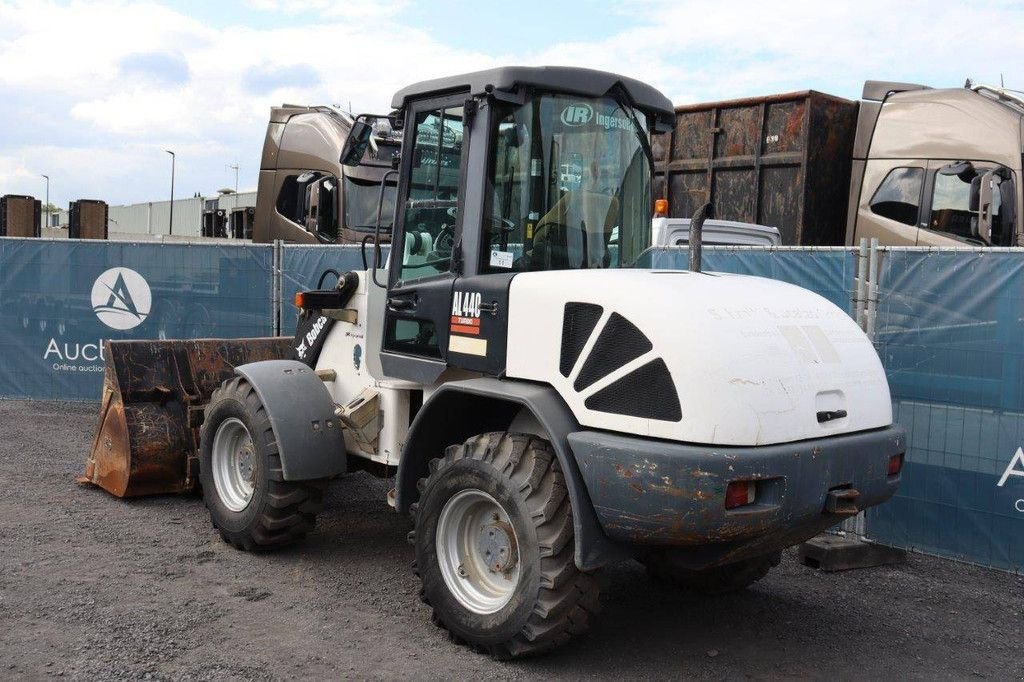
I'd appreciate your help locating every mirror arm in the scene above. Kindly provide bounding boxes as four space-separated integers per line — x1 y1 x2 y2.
372 169 400 288
978 170 994 244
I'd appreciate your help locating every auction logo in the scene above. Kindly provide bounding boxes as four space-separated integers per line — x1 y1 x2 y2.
998 447 1024 513
560 102 593 127
91 267 151 330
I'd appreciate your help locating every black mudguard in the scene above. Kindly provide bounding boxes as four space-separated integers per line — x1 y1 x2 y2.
395 378 630 571
234 360 345 480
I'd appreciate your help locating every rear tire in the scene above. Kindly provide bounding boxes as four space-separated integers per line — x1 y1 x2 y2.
638 550 781 595
199 376 327 551
412 432 601 659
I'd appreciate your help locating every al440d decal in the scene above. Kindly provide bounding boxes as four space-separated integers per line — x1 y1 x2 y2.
449 290 486 357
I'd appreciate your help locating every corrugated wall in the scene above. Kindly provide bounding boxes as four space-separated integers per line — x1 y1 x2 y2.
53 193 258 236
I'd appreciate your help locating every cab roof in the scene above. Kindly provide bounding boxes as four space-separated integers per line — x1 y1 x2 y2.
390 65 675 127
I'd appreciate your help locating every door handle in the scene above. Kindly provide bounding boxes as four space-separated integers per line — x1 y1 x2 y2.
478 300 499 316
387 297 416 311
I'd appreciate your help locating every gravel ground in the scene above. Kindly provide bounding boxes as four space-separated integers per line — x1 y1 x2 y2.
1 399 1021 681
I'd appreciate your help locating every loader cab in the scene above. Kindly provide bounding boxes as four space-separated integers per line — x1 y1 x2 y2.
346 67 674 383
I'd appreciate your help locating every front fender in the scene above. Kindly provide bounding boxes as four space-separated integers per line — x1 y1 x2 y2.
234 360 345 480
396 377 630 571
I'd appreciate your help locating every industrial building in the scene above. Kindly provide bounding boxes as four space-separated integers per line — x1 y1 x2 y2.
49 191 257 239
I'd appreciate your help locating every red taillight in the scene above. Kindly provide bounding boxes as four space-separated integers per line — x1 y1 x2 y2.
725 480 756 509
888 453 904 476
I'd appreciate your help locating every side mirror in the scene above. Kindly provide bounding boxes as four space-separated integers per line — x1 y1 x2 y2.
970 170 995 244
999 177 1017 244
340 121 373 167
940 160 976 181
313 177 338 242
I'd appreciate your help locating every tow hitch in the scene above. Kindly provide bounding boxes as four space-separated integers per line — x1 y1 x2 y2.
825 487 860 516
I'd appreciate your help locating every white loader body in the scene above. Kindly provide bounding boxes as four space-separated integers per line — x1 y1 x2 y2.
506 269 891 446
314 268 891 467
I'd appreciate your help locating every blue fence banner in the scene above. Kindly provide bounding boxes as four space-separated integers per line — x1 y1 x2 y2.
867 249 1024 571
0 238 274 400
1 237 1021 572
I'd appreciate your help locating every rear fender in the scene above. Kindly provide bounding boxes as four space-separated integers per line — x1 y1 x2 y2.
395 378 629 571
234 360 345 480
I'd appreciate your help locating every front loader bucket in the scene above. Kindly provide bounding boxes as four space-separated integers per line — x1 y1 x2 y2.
81 337 293 497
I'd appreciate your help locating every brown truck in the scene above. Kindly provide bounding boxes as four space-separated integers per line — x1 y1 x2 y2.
254 105 400 244
653 80 1022 247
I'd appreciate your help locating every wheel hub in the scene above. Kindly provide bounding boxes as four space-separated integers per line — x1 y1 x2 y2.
211 417 256 512
237 446 255 485
476 521 517 573
435 489 522 615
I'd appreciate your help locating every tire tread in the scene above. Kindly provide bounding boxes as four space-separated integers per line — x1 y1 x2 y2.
412 432 601 659
201 377 327 551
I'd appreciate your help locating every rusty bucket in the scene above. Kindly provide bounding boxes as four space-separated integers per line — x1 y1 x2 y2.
81 337 292 497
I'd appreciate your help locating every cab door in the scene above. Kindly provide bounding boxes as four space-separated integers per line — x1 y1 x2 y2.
380 96 468 382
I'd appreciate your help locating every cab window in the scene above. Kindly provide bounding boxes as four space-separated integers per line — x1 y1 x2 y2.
397 106 464 284
869 167 923 226
483 94 651 273
928 164 1012 246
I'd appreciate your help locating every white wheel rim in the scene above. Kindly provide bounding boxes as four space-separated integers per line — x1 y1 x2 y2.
211 417 256 512
436 489 521 615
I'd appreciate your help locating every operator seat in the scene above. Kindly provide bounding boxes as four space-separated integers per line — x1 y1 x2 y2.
532 190 619 269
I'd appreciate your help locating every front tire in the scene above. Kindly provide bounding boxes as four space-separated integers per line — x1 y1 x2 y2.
412 432 601 659
199 376 327 551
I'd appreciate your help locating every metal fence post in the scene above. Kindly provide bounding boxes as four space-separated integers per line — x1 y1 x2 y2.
865 238 879 341
855 238 869 331
273 239 282 336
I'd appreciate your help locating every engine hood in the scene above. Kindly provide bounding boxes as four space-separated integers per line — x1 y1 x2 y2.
505 269 892 446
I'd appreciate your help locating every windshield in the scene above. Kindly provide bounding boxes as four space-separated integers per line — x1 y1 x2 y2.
484 93 652 271
344 176 397 232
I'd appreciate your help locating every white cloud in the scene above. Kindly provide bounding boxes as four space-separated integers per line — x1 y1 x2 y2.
243 0 408 18
0 0 1020 205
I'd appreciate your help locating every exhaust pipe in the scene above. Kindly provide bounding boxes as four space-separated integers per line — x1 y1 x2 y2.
689 201 713 273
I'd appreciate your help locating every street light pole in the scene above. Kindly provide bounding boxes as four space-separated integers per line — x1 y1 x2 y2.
41 174 49 232
164 150 175 235
229 164 239 209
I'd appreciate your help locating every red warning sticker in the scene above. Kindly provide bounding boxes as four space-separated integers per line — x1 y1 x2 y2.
450 315 480 335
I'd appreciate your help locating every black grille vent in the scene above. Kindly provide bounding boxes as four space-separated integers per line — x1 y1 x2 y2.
573 313 653 391
584 359 681 421
559 303 603 377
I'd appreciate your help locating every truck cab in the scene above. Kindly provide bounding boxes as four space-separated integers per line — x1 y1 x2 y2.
253 105 400 244
847 82 1022 247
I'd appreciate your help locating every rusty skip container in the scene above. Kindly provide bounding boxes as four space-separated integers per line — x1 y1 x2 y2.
652 91 858 245
0 194 42 238
69 199 109 239
82 337 292 497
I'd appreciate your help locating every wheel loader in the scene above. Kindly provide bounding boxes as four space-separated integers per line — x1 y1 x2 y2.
82 66 905 658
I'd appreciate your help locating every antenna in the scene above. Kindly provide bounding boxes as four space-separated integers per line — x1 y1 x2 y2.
227 163 240 209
